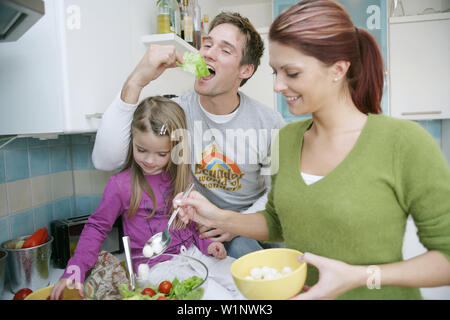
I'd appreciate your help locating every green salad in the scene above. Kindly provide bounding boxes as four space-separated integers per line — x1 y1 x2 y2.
176 52 210 78
120 276 204 300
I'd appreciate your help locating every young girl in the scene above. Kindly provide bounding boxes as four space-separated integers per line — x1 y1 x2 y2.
50 96 238 300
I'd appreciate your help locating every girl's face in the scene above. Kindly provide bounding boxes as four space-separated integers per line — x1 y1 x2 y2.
269 41 335 116
132 130 171 175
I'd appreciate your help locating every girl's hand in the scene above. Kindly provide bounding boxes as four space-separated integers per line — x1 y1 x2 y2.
207 242 227 259
50 277 84 300
291 252 366 300
173 190 224 227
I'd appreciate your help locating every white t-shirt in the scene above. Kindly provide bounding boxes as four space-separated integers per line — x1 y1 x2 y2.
301 172 324 185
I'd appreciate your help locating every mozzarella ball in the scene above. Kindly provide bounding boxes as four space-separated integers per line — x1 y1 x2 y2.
142 244 154 257
137 263 150 280
282 266 293 275
250 267 262 280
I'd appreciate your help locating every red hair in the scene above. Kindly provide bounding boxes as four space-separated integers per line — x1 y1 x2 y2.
269 0 383 114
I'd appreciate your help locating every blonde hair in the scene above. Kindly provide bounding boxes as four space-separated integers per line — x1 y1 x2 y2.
121 96 191 229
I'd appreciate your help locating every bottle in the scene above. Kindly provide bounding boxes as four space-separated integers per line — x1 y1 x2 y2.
182 0 194 46
157 0 171 34
203 14 209 34
192 0 202 49
170 0 181 36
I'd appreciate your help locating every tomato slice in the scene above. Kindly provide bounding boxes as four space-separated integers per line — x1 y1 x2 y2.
141 288 156 297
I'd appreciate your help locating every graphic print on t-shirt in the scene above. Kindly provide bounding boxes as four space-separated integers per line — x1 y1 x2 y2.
194 141 244 191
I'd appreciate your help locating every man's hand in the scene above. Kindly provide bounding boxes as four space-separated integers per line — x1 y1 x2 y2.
121 44 183 104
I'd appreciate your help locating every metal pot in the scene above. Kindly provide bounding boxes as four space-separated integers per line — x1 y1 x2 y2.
1 236 53 293
0 249 7 297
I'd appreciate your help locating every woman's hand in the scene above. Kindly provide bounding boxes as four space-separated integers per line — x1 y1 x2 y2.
50 277 84 300
291 252 366 300
196 224 237 242
174 190 225 228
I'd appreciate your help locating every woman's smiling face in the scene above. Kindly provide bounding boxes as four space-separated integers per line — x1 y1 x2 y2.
269 41 335 116
132 130 171 175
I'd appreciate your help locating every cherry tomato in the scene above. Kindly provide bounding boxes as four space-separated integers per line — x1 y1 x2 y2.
157 296 169 300
141 288 156 297
158 281 172 295
13 288 33 300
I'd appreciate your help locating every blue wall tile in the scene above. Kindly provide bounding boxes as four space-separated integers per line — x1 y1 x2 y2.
48 135 69 146
34 203 54 231
0 151 5 184
29 148 50 177
76 195 92 217
50 146 71 173
27 137 49 148
4 149 29 182
416 120 441 140
91 195 102 211
53 197 74 221
0 217 10 245
3 138 27 150
71 134 91 145
10 209 34 238
72 144 90 170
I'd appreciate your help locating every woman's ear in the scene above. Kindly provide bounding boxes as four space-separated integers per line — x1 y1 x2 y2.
331 60 351 82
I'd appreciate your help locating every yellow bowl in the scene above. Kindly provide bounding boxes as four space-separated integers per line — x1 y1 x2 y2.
24 285 85 300
230 248 307 300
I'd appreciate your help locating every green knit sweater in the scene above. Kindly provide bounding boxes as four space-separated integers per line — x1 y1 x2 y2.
261 114 450 300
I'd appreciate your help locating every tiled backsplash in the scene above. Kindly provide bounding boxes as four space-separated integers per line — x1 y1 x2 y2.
0 134 115 245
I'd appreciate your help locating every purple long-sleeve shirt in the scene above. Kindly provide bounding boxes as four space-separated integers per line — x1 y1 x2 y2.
62 169 212 283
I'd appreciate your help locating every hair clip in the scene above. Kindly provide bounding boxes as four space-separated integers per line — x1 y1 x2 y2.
159 124 168 136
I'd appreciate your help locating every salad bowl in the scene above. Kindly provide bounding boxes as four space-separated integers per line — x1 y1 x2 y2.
84 254 208 300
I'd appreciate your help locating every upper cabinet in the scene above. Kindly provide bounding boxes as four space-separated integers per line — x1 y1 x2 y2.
0 0 152 135
389 12 450 120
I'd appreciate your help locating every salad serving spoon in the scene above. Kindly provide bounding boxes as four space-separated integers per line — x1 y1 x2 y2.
143 183 195 258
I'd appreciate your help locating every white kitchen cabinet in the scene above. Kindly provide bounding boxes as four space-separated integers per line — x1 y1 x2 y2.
0 0 152 135
389 12 450 120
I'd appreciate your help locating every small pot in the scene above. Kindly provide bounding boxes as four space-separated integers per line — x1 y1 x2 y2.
0 249 8 297
1 236 54 293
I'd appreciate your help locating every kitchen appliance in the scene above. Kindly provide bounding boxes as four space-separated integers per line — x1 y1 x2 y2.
50 214 124 269
0 0 45 42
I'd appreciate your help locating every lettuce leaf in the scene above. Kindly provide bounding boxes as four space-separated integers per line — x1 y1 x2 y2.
176 52 210 78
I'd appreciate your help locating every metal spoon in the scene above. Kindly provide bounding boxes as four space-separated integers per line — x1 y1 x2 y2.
122 236 136 291
144 183 195 257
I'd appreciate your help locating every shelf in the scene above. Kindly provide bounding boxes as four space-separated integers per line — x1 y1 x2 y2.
141 33 198 54
389 11 450 24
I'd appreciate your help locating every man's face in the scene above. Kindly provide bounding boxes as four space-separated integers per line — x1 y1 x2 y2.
194 23 249 97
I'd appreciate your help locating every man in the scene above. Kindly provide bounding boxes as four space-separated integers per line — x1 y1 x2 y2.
92 12 285 258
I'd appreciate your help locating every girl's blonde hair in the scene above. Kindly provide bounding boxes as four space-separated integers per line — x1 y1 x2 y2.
122 96 191 228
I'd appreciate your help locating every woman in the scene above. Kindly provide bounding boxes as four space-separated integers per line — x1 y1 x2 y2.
175 0 450 300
